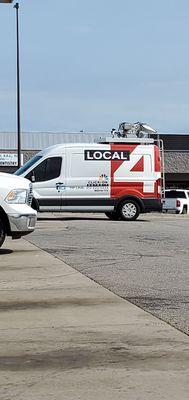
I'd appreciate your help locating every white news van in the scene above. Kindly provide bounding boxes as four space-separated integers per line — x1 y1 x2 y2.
15 123 163 221
0 173 37 248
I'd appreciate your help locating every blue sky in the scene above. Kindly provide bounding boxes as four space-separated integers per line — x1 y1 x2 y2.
0 0 189 133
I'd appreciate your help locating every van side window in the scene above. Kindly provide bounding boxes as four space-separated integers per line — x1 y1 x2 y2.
26 157 62 182
45 157 62 181
26 159 46 182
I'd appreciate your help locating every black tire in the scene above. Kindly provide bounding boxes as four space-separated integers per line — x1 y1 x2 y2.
105 211 120 220
31 198 39 212
0 219 5 248
182 206 187 214
118 199 140 221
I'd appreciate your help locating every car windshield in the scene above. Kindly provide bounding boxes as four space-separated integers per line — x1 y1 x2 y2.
165 190 186 198
14 155 42 175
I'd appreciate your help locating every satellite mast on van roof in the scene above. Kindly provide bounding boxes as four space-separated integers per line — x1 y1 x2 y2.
98 121 157 144
114 122 157 138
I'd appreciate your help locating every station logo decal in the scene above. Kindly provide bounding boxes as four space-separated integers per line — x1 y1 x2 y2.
87 174 109 191
84 150 130 161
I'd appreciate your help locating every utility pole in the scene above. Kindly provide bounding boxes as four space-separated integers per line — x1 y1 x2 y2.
0 0 22 168
14 2 21 168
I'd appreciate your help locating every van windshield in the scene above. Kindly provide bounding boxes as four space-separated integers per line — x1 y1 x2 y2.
14 155 42 176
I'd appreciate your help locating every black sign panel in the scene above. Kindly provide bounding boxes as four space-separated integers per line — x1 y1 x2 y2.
84 150 130 161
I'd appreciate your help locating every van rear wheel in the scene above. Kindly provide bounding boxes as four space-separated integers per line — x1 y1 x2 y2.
118 199 140 221
0 219 5 248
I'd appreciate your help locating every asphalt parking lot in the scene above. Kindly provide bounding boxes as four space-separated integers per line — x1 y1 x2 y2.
0 212 189 399
27 212 189 335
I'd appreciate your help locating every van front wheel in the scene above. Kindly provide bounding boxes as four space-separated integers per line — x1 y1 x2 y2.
105 211 120 220
0 219 5 248
118 200 140 221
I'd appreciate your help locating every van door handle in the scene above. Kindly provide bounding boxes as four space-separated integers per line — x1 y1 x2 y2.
56 182 64 190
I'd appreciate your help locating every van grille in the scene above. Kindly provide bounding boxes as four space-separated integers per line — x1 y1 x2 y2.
27 184 33 206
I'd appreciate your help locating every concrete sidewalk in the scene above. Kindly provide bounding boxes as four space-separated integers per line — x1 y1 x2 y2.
0 239 188 400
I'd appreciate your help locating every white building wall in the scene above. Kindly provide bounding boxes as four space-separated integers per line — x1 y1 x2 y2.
0 132 104 150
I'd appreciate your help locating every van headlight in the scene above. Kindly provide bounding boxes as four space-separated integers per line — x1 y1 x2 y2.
5 189 27 204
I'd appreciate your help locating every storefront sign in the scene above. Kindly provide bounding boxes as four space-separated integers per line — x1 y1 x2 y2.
0 153 23 166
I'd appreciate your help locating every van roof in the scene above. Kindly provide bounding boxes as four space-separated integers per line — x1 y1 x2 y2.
39 141 155 157
39 143 103 156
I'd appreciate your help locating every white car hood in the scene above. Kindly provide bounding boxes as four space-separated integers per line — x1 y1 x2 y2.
0 172 30 190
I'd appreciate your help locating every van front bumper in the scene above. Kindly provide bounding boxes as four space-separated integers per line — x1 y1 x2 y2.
8 212 37 237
